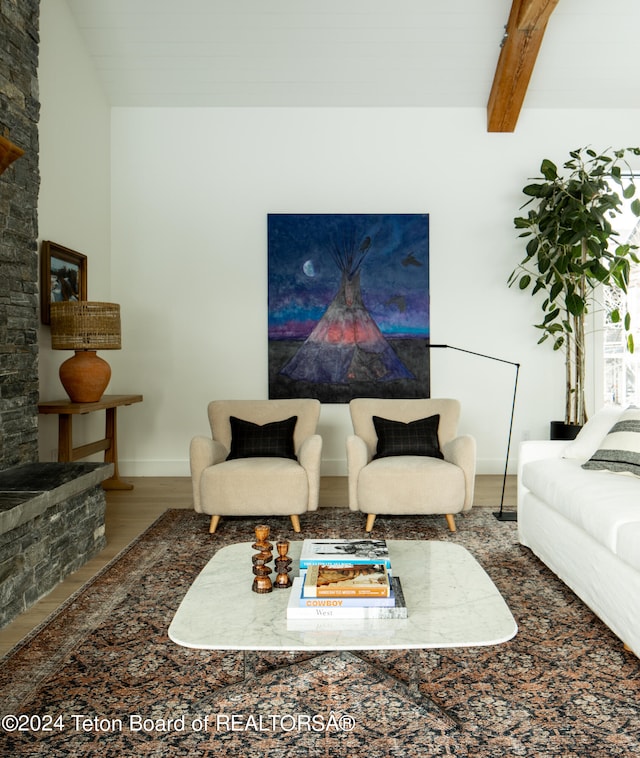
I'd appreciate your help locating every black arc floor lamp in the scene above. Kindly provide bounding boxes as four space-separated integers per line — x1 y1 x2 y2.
428 344 520 522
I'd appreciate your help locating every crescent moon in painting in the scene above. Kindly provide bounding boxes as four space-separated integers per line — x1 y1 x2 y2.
303 259 316 277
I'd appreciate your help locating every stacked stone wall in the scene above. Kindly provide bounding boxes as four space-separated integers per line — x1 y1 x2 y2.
0 0 40 468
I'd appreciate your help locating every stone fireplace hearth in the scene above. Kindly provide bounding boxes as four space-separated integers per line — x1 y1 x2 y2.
0 462 112 628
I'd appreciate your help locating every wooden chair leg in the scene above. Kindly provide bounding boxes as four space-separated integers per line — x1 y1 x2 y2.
209 515 220 534
290 515 301 532
445 514 457 533
365 513 376 532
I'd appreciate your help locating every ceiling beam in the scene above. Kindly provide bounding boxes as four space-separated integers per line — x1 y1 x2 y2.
487 0 560 133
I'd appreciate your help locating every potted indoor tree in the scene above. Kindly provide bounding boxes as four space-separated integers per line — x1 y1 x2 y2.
509 146 640 437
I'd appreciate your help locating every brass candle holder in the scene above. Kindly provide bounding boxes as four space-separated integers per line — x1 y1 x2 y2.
251 524 273 593
273 539 293 589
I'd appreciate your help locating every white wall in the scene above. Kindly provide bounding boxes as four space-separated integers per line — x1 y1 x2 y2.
109 106 640 478
37 0 112 461
37 5 640 482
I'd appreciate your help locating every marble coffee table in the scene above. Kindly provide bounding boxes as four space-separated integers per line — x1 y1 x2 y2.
169 539 517 726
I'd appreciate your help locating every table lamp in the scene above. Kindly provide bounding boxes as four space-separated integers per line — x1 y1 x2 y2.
50 301 121 403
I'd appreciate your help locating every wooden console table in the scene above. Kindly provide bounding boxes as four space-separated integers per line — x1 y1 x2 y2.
38 394 143 490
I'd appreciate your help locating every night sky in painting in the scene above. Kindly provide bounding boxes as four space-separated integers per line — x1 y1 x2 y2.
268 214 429 339
268 213 430 402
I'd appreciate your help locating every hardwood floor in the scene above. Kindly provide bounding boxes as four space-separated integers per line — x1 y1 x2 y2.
0 474 516 657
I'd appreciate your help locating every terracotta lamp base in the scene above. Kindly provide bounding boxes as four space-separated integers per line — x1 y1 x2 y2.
59 350 111 403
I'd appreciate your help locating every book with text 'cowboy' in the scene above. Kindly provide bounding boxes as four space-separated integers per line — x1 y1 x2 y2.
287 577 407 619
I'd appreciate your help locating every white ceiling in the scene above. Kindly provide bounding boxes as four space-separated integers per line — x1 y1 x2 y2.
65 0 640 110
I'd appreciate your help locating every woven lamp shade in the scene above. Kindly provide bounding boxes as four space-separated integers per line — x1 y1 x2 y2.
50 302 121 351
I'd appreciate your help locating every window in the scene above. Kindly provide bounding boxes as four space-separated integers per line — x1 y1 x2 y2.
603 192 640 407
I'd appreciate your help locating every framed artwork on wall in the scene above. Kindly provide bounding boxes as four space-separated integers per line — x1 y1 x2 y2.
268 213 430 403
40 241 87 325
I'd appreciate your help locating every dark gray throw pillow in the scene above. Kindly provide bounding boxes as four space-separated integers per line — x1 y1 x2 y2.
227 415 298 460
372 414 443 460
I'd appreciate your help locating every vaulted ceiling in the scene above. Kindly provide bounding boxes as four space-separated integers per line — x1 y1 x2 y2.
65 0 640 131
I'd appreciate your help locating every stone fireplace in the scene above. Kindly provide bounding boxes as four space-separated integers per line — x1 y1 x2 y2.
0 2 109 629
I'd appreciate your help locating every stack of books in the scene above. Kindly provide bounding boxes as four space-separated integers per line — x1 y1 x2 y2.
286 538 407 620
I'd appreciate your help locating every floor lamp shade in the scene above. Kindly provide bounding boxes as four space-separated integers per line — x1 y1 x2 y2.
50 302 121 403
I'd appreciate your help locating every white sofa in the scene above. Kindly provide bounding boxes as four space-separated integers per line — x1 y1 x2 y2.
518 406 640 657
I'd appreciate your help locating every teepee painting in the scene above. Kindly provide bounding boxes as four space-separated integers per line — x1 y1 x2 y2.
268 214 430 403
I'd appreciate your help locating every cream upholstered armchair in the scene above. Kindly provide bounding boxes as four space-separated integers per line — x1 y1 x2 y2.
190 399 322 534
347 398 476 533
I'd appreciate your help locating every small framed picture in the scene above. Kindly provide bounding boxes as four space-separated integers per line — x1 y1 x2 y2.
40 241 87 324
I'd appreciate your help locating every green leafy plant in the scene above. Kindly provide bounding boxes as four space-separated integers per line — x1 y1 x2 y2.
509 146 640 427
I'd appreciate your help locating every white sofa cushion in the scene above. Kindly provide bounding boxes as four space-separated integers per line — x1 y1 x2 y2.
521 457 640 554
562 405 625 461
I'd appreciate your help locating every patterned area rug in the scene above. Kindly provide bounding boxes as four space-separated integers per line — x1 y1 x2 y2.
1 508 639 757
